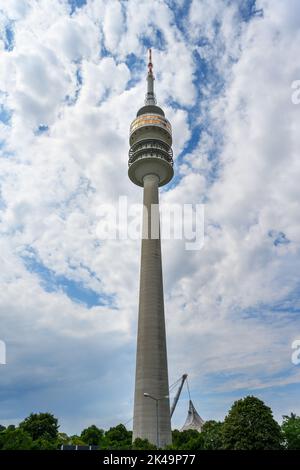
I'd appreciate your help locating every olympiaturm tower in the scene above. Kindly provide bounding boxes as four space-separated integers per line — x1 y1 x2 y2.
128 50 173 447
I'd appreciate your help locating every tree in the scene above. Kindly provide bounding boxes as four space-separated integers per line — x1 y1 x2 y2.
0 428 33 450
223 396 282 450
171 429 201 450
19 412 59 441
132 438 157 450
103 424 132 450
0 424 15 449
281 413 300 449
81 425 104 446
69 435 86 446
31 437 58 450
182 435 205 450
201 420 224 449
0 427 6 450
57 432 70 445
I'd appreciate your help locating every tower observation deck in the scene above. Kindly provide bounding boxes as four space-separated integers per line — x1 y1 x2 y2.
128 49 174 188
128 50 173 447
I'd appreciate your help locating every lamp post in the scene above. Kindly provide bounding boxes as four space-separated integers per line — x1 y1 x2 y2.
143 393 169 448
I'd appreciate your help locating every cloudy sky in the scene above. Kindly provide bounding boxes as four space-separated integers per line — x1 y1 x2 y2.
0 0 300 434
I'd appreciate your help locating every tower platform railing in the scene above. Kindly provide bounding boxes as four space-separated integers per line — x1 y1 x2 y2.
128 140 173 166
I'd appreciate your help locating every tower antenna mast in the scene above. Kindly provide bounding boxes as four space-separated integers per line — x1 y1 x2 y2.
145 48 156 105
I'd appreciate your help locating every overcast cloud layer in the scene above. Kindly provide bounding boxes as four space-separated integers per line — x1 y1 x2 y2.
0 0 300 433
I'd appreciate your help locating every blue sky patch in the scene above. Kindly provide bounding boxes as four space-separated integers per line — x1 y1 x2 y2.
0 105 12 125
65 67 82 106
4 23 14 51
68 0 87 15
22 252 115 309
239 0 264 22
268 230 291 246
34 124 49 135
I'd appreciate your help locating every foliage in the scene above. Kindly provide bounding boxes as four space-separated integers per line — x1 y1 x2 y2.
281 413 300 450
222 396 282 450
19 412 59 442
57 432 70 445
170 429 202 450
0 397 295 450
81 424 104 446
69 435 86 446
132 438 157 450
0 427 33 450
170 424 224 450
201 420 224 450
102 424 132 450
31 436 59 450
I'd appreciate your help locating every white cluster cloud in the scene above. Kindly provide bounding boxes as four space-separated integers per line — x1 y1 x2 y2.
103 0 124 52
0 0 299 430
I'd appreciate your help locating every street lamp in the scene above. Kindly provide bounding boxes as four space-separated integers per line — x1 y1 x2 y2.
143 393 169 448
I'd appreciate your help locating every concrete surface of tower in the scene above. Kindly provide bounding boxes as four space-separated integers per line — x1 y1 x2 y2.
128 49 174 448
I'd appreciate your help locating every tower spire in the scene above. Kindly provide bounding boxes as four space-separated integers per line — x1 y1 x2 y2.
145 48 156 105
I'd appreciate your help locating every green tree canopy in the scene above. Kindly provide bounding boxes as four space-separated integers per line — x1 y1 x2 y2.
103 424 132 450
81 424 104 446
281 413 300 450
69 435 86 446
19 412 59 441
132 437 157 450
57 432 70 445
201 420 224 450
0 428 33 450
31 437 58 450
171 429 201 450
223 396 282 450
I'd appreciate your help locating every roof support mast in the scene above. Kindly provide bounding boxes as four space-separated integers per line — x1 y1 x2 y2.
170 374 188 418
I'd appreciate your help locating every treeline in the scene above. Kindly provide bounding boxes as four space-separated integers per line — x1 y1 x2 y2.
0 396 299 450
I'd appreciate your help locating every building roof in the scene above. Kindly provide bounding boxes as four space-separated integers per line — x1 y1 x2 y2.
180 400 205 432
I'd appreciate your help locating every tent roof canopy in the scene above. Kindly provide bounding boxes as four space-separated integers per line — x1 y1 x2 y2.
180 400 205 432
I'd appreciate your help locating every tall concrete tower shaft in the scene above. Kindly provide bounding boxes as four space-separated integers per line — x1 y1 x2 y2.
128 50 173 447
